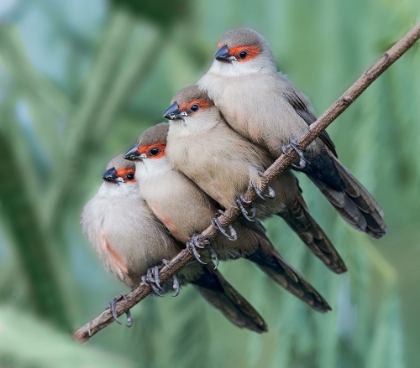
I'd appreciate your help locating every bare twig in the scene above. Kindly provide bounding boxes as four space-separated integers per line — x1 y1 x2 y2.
74 23 420 343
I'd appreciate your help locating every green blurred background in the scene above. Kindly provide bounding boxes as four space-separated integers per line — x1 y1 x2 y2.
0 0 419 367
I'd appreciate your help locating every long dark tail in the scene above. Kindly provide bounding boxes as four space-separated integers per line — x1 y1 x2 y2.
191 264 268 333
246 245 331 313
278 196 347 274
308 154 387 239
240 219 332 313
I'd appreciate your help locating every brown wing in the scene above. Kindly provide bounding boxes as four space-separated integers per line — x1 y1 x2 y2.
282 79 387 238
285 88 338 157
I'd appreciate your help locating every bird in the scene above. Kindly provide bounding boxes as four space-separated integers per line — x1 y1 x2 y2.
197 28 387 239
124 123 332 313
162 86 346 275
81 154 268 333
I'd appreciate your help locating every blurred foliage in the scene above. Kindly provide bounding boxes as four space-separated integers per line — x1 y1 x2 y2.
0 306 133 367
111 0 192 28
0 0 418 367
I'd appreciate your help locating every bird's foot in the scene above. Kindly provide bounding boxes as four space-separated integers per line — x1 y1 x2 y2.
266 185 276 199
282 138 306 169
208 246 219 269
236 195 256 221
161 259 180 297
186 235 218 268
141 266 165 297
252 183 266 201
186 234 208 265
211 212 237 241
257 171 276 199
109 291 133 327
187 234 220 269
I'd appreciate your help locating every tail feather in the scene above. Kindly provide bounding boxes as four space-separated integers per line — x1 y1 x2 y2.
311 154 387 239
246 246 331 313
192 264 267 333
334 156 383 214
310 178 368 231
234 219 331 312
279 198 347 274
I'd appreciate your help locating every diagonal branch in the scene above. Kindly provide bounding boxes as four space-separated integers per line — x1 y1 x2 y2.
74 22 420 343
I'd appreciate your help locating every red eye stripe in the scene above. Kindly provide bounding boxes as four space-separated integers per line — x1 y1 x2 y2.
229 45 261 62
178 99 210 112
138 145 148 155
139 142 166 159
115 168 137 182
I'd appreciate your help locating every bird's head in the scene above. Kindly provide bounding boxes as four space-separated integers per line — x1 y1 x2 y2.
210 28 276 76
102 155 136 185
124 123 169 165
163 85 219 132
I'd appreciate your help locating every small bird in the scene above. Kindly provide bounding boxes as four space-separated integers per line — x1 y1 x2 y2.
162 86 346 274
124 123 332 313
81 155 268 332
197 28 387 239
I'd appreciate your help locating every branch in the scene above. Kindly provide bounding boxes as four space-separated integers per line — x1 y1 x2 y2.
74 23 420 343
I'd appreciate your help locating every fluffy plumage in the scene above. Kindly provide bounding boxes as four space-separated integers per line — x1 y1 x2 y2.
165 88 346 274
81 154 268 332
198 28 387 238
81 155 178 287
133 124 332 311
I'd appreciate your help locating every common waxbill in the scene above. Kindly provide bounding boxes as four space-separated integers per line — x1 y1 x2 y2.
124 124 332 312
197 28 387 239
81 155 268 332
162 87 346 275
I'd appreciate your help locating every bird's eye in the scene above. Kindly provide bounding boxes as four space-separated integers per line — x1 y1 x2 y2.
149 147 160 156
190 104 200 112
239 51 248 59
126 172 134 180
